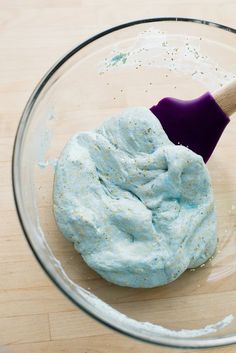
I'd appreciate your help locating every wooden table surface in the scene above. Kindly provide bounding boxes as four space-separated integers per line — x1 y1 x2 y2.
1 1 236 352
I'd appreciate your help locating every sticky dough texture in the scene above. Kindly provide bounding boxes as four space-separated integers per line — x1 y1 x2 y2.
54 107 217 288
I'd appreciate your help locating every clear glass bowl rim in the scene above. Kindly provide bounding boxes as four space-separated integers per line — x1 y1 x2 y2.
12 17 236 349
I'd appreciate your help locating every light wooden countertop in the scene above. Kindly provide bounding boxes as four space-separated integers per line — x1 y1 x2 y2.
1 1 236 352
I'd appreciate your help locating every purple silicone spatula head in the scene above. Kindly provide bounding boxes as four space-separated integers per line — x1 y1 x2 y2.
150 79 236 163
150 93 229 162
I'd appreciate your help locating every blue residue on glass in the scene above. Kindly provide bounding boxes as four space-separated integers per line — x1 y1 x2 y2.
38 159 58 170
111 52 128 65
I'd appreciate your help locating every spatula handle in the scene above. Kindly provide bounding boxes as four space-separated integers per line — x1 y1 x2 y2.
213 79 236 117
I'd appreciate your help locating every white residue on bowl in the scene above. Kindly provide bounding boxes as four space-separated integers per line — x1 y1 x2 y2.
38 158 58 169
98 28 235 91
80 289 234 339
36 109 58 170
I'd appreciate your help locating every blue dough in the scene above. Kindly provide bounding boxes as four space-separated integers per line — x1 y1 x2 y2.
53 107 217 288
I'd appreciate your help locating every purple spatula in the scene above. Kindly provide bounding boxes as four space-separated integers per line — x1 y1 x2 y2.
150 79 236 162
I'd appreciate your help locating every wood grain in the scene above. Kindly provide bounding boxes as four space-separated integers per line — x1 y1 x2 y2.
0 1 236 353
214 79 236 116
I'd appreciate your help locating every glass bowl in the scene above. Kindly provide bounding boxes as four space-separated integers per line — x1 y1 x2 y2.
13 18 236 349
